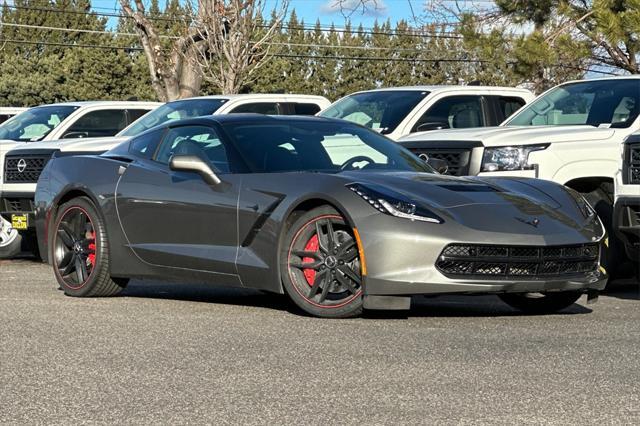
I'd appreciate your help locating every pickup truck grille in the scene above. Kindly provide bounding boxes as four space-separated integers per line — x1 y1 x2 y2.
625 142 640 184
4 154 51 183
408 148 470 176
436 243 599 280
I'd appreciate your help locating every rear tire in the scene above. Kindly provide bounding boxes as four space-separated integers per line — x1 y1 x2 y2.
499 291 582 314
280 206 363 318
52 197 124 297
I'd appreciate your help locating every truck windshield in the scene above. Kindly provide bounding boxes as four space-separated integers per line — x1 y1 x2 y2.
119 98 228 137
318 90 429 134
0 105 79 141
505 79 640 128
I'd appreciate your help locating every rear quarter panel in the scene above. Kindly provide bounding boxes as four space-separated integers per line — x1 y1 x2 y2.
35 155 133 273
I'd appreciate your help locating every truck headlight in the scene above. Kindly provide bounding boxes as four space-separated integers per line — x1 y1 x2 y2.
481 145 548 172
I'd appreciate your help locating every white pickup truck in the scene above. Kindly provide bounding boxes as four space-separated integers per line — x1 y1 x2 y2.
318 86 534 140
0 94 330 258
398 76 640 276
614 134 640 271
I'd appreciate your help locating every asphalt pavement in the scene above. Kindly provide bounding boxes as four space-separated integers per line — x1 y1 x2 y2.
1 258 639 425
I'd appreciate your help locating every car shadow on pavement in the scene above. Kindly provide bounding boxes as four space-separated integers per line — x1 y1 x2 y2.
120 280 297 313
602 279 640 301
120 281 594 318
405 295 593 318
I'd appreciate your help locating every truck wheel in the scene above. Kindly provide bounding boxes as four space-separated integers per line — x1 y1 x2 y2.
0 216 21 259
581 186 627 278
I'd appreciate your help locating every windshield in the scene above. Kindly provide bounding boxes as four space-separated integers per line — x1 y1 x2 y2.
0 105 79 141
224 120 434 174
506 79 640 128
318 90 429 134
119 98 228 137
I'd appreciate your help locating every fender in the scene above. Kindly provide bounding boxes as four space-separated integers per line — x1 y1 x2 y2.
552 159 617 186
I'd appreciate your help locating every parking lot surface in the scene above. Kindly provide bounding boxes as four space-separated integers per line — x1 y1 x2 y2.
1 258 639 424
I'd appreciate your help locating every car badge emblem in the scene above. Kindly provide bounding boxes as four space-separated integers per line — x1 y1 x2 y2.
516 217 540 228
17 159 27 173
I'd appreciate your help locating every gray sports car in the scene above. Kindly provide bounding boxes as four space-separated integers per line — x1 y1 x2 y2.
35 115 607 318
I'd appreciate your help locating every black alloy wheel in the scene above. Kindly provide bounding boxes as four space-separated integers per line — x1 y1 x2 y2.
52 197 126 297
281 206 363 318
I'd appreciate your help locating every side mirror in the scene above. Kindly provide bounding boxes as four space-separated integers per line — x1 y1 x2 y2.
63 131 89 139
169 154 221 186
421 156 449 174
416 122 449 132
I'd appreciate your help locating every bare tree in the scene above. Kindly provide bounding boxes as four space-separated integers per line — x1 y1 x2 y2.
119 0 288 100
191 0 289 94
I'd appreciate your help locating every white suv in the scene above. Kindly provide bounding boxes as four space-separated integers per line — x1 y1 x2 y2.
0 94 330 258
398 76 640 275
318 86 534 140
614 134 640 269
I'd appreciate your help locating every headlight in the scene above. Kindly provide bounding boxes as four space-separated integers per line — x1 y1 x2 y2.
482 145 548 172
347 183 443 224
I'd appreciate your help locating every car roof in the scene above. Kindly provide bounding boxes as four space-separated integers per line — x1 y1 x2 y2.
29 101 161 108
558 75 640 86
161 113 344 128
179 94 329 102
348 85 533 94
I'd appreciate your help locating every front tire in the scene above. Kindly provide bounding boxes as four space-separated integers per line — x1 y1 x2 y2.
498 292 582 314
280 206 363 318
52 197 124 297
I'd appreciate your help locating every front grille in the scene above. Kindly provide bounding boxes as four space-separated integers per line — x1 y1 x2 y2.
436 243 599 280
1 198 35 213
624 143 640 184
4 154 51 183
408 148 471 176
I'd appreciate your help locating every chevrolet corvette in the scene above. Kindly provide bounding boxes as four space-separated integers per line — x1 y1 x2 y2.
35 115 607 318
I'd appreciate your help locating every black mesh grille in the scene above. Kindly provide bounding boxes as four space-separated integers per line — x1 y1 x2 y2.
436 243 599 280
4 154 52 183
625 143 640 184
1 198 35 213
408 148 471 176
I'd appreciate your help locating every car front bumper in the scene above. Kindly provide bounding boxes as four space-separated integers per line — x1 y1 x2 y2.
355 210 608 301
0 193 37 231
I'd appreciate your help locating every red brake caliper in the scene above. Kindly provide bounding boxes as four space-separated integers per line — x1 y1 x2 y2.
303 234 319 286
87 231 96 266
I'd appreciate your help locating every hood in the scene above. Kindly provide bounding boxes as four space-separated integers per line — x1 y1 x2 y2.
339 171 599 234
398 125 620 147
5 136 129 153
340 171 564 209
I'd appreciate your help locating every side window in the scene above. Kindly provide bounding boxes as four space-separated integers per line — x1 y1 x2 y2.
129 128 165 159
63 109 127 138
412 96 485 132
292 103 321 115
498 96 526 120
612 96 637 125
0 114 11 124
127 109 150 125
229 102 279 115
155 125 230 172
